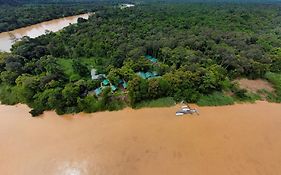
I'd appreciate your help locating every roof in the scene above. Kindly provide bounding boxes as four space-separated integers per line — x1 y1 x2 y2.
122 82 128 89
91 69 96 76
91 69 98 80
118 79 123 84
137 71 159 79
145 72 153 78
94 88 102 96
91 69 106 80
153 71 158 76
145 55 158 63
111 85 117 91
146 55 152 59
102 79 110 86
137 72 146 79
151 58 157 63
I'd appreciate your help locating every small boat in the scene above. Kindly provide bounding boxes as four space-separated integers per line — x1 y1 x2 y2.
176 105 199 116
176 112 184 116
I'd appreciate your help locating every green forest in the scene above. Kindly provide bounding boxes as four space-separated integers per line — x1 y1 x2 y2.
0 2 281 116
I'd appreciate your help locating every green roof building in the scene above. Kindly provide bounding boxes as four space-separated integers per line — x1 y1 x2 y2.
145 72 153 78
153 71 158 76
122 82 128 89
111 85 117 92
145 55 158 63
137 71 160 79
102 79 110 86
94 87 102 96
118 79 123 84
137 72 146 79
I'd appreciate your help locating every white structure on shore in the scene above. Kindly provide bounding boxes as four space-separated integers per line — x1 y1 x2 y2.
119 4 135 9
91 69 105 80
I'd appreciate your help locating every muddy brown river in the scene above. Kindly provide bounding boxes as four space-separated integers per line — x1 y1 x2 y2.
0 13 90 52
1 101 281 175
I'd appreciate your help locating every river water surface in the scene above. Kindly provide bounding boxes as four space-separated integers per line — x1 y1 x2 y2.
1 101 281 175
0 13 90 52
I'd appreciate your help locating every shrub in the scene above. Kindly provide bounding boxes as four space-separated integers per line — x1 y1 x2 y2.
264 72 281 102
134 97 175 109
107 98 126 111
234 89 248 99
174 89 201 103
0 84 19 105
29 108 44 117
197 92 235 106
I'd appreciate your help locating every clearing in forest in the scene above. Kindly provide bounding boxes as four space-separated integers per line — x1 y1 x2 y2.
235 78 274 93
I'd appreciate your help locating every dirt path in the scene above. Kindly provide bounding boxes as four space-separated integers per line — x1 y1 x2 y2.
1 102 281 175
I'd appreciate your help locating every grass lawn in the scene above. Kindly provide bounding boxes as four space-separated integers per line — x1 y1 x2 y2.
80 57 97 68
57 57 98 81
197 92 235 106
134 97 176 109
57 59 78 78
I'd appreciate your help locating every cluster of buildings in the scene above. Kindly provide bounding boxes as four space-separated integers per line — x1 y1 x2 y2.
91 69 128 96
93 79 128 96
91 55 159 96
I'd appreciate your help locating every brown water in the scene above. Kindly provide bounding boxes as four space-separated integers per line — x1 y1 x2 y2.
0 13 90 52
1 101 281 175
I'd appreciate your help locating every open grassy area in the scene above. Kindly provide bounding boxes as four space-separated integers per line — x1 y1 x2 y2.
197 92 235 106
80 57 97 69
134 97 176 109
264 72 281 102
57 58 98 81
57 59 79 79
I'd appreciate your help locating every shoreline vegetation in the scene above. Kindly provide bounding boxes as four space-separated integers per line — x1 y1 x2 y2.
0 99 279 118
0 77 279 117
0 2 281 117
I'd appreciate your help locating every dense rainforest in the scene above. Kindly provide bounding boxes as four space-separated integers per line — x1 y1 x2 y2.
0 3 281 116
0 3 102 32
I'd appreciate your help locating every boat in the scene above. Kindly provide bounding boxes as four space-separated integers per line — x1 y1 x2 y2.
176 105 199 116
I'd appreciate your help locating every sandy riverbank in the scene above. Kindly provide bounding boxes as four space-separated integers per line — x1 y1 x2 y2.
1 101 281 175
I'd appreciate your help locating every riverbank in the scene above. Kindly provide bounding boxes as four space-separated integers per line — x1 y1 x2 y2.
0 13 90 52
1 101 281 175
0 3 97 33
